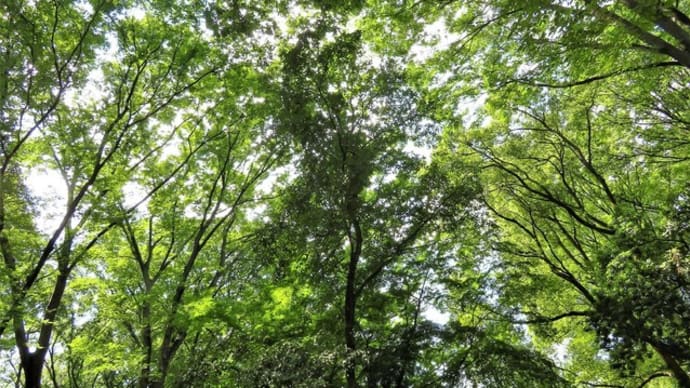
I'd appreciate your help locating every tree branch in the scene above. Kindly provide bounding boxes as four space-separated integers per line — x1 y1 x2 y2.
508 310 591 324
515 61 681 88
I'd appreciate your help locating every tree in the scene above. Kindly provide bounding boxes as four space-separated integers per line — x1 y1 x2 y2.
0 0 247 385
5 0 690 386
364 0 690 86
452 81 690 386
268 19 483 386
82 126 276 387
356 0 690 385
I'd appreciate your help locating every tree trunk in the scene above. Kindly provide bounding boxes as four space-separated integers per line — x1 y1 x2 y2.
19 269 70 388
344 220 362 388
344 264 357 388
21 352 45 388
138 303 153 388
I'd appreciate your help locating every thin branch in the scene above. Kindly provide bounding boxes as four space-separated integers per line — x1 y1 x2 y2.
580 382 623 388
637 371 673 388
508 310 591 324
515 61 681 88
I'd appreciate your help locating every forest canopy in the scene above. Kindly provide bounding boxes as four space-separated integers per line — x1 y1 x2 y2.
1 0 690 387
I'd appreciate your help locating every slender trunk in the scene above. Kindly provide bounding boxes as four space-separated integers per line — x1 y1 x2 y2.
154 328 185 388
395 272 428 388
344 260 357 388
19 269 69 388
344 220 362 388
138 304 152 388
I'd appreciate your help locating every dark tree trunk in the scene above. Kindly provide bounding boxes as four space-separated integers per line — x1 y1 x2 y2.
21 352 45 388
138 303 153 388
20 269 70 388
344 220 362 388
344 260 357 388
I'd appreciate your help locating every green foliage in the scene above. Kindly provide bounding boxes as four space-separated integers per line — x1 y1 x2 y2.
3 0 690 387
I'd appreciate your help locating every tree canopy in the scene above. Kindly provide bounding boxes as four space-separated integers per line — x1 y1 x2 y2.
1 0 689 387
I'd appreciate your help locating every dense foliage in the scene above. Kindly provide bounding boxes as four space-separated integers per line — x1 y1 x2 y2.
1 0 689 387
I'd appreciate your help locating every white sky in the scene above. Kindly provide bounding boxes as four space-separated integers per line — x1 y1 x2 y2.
26 167 68 235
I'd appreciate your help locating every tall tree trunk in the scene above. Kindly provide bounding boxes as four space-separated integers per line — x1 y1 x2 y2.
21 352 45 388
153 328 185 388
344 261 357 388
19 268 69 388
138 313 152 388
344 220 362 388
138 276 153 388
